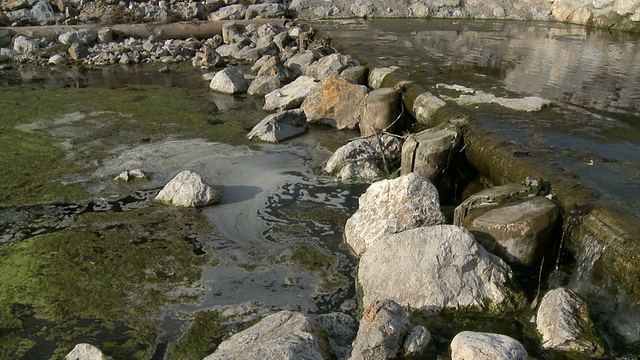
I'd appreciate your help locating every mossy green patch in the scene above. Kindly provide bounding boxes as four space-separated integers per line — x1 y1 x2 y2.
0 204 212 359
288 245 348 294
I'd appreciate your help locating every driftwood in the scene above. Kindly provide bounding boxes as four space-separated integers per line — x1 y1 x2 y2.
0 19 288 40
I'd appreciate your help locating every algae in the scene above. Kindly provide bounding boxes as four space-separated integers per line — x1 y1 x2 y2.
288 245 349 294
0 204 212 359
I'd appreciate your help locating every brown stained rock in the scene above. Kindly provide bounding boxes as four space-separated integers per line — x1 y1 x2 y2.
301 73 369 130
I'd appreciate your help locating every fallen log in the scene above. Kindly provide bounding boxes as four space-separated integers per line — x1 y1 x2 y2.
0 19 289 40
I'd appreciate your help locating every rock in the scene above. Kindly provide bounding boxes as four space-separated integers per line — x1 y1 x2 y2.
48 54 66 64
349 299 412 360
368 66 399 89
247 109 307 143
403 325 430 357
233 42 278 62
0 29 12 48
359 88 399 136
203 310 334 360
13 35 39 55
272 31 290 51
313 312 359 359
29 0 57 25
59 29 98 46
306 52 355 80
413 92 447 128
301 73 369 129
68 43 88 60
155 170 221 207
340 65 368 85
463 196 559 267
453 182 539 226
536 287 605 356
400 125 463 199
359 225 518 310
172 1 206 20
450 331 528 360
215 42 245 58
113 169 148 182
344 172 445 256
263 75 318 112
195 47 223 69
209 66 248 94
444 89 551 111
324 134 402 180
285 50 319 77
208 4 246 20
245 3 285 19
65 343 112 360
97 28 113 44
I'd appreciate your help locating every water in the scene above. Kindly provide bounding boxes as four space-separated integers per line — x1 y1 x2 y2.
313 18 640 220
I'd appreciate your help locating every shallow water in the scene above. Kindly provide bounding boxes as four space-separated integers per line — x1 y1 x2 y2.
313 18 640 220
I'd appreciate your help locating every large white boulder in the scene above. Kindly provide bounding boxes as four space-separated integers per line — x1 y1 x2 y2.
204 310 333 360
209 66 248 94
324 134 402 181
263 76 318 112
344 172 445 256
247 109 307 143
65 343 112 360
155 170 221 207
450 331 528 360
358 225 517 310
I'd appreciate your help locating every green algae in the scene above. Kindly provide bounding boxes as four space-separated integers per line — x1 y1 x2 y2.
0 204 212 359
288 245 348 294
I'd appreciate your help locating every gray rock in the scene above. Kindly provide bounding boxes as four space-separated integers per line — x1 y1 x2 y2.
272 31 290 51
247 109 307 143
233 42 278 62
313 312 359 359
245 3 285 19
400 125 462 199
403 325 430 357
306 52 355 81
208 4 246 20
344 172 445 256
209 66 248 94
48 54 66 64
360 88 399 136
263 75 318 112
450 331 528 360
59 29 98 46
172 1 206 20
65 343 112 360
285 50 319 77
13 35 39 55
113 169 148 182
194 47 223 69
464 196 559 267
340 65 368 85
453 183 538 226
29 0 57 25
412 92 447 127
359 225 517 310
349 299 412 360
301 73 369 129
0 29 12 48
324 134 402 181
203 310 334 360
536 287 605 356
368 66 399 89
97 28 113 44
215 43 245 58
155 170 221 207
68 43 88 60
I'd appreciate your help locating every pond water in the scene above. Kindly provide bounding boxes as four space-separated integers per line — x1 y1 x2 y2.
312 19 640 221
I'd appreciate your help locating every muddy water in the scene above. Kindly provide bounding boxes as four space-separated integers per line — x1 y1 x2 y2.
0 64 363 359
313 19 640 220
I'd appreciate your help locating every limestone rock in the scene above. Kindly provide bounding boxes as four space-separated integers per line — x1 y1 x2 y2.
450 331 527 360
48 54 67 65
208 4 246 20
285 50 319 77
247 109 307 143
453 183 539 226
306 53 355 81
359 225 517 310
313 312 359 359
248 56 293 95
349 299 412 360
340 65 368 85
233 42 278 62
245 3 285 19
536 287 605 356
13 35 39 55
403 325 430 357
68 43 88 60
400 125 462 199
413 92 447 128
97 28 113 44
113 169 148 182
155 170 221 207
301 74 369 129
368 66 399 89
209 66 248 94
464 196 559 267
65 343 112 360
203 310 334 360
59 29 98 46
263 75 318 112
359 88 399 136
344 172 445 256
324 134 402 181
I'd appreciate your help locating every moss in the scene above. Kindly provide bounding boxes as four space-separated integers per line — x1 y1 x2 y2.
0 205 212 359
288 245 348 294
166 310 224 360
